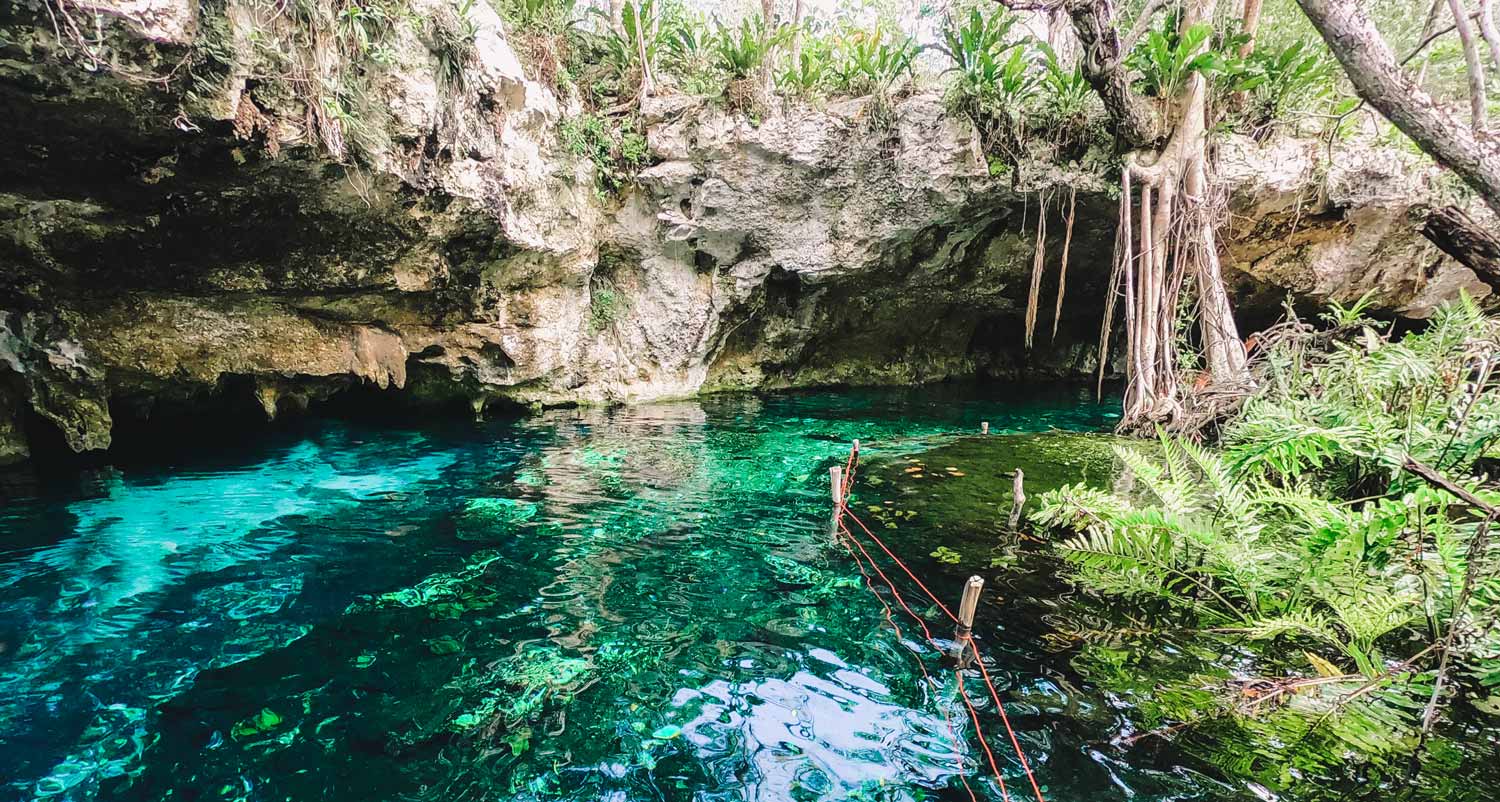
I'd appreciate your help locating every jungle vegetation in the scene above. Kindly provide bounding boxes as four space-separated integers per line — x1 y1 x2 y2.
1034 295 1500 795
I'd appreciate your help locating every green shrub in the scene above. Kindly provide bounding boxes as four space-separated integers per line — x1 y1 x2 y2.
1235 39 1334 129
712 15 791 81
940 6 1023 90
939 7 1037 160
830 24 916 96
1035 297 1500 776
495 0 577 33
559 113 648 194
778 36 836 96
1125 21 1235 98
588 282 621 330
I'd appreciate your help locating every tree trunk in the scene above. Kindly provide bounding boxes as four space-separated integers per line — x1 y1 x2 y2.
1481 0 1500 68
1296 0 1500 216
1448 0 1489 132
761 0 777 96
609 0 625 36
1056 0 1163 148
791 0 805 66
1239 0 1264 57
634 3 654 97
1422 205 1500 290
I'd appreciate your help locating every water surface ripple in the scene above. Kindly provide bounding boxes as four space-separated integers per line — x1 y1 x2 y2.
0 387 1203 802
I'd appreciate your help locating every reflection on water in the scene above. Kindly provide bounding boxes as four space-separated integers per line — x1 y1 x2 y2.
0 386 1194 802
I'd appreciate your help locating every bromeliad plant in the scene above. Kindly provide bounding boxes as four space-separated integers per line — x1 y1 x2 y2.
713 15 792 82
1035 297 1500 766
939 7 1039 165
1125 20 1237 99
1037 41 1095 151
1233 39 1335 131
830 24 917 97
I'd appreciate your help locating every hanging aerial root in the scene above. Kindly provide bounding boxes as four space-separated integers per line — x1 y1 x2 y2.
1096 172 1129 400
1052 187 1078 342
1024 191 1050 351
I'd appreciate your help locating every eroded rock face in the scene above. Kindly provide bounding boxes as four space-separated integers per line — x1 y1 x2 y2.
0 0 1485 462
1220 136 1492 322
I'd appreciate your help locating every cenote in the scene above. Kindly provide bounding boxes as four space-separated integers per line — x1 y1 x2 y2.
0 386 1123 801
0 384 1489 802
8 0 1500 799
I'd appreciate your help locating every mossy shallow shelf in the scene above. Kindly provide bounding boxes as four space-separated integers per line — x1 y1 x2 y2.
2 385 1489 801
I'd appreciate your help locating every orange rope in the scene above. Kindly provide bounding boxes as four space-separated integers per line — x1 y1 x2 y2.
956 665 1012 802
838 517 1007 800
969 639 1048 802
841 509 958 623
832 443 1049 802
834 522 979 802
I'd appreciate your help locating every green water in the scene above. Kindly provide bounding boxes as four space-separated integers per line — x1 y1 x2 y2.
0 386 1307 801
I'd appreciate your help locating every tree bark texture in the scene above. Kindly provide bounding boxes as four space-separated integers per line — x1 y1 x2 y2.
1297 0 1500 216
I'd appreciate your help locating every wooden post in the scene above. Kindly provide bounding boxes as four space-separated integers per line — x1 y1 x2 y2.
830 466 844 507
981 422 990 435
852 438 860 455
954 575 984 650
1007 469 1025 531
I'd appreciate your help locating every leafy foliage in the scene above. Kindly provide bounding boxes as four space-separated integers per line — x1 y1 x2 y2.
829 24 917 97
1233 39 1335 132
938 7 1038 166
496 0 577 33
1036 298 1500 774
713 15 792 81
559 113 649 194
1125 21 1237 98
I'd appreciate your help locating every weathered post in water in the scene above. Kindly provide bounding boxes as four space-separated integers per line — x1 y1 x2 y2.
981 422 990 435
1007 469 1025 531
830 466 844 508
953 575 984 661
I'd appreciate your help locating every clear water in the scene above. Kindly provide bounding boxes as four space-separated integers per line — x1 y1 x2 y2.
0 385 1244 802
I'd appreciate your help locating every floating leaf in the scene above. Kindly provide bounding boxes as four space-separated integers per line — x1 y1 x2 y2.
930 546 963 564
652 724 682 740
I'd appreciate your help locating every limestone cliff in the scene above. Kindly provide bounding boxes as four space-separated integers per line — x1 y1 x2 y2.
0 0 1485 464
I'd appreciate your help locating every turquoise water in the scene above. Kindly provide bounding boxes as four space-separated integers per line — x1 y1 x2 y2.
0 386 1236 802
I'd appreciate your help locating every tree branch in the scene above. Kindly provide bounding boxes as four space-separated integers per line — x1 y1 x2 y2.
1421 205 1500 292
1447 0 1489 132
1122 0 1175 54
1402 12 1482 67
1480 0 1500 74
1296 0 1500 216
997 0 1163 148
1402 456 1500 517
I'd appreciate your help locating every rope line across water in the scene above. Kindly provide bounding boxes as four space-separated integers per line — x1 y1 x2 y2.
831 443 1047 802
